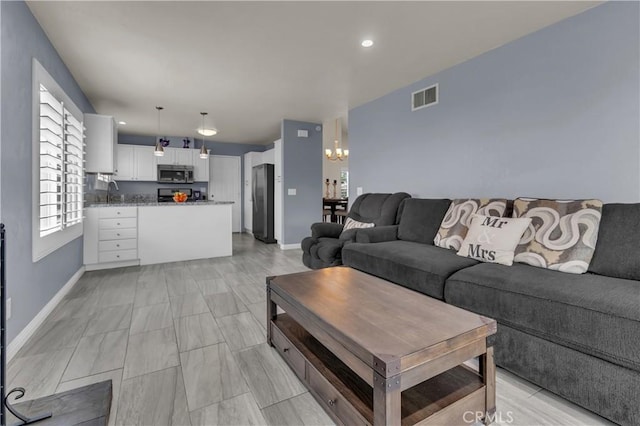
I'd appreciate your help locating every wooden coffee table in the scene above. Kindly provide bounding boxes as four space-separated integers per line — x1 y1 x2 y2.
267 267 497 426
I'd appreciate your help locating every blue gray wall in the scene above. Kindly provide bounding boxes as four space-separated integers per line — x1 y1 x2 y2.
349 2 640 203
119 134 266 156
1 1 95 342
281 120 322 245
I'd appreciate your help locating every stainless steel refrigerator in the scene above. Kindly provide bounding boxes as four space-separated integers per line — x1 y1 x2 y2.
252 164 276 243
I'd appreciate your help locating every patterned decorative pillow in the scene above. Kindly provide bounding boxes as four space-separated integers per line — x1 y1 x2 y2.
342 217 374 231
513 198 603 274
434 199 508 251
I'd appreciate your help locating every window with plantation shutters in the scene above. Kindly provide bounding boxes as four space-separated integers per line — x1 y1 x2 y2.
33 59 85 261
38 85 85 237
39 85 64 236
63 109 84 228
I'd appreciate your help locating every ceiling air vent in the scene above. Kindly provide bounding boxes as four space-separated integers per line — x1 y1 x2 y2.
411 83 438 111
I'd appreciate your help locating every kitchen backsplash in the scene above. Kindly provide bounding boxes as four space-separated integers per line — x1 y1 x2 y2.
85 173 208 206
85 192 158 205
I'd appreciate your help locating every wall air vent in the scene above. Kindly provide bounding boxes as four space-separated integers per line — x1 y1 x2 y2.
411 83 438 111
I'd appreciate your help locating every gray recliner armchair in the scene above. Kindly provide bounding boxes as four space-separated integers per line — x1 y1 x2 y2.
301 192 411 269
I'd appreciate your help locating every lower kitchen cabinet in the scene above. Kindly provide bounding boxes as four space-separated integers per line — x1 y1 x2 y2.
84 206 139 270
84 204 232 269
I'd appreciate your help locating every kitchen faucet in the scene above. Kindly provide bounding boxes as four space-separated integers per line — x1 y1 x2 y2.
107 179 119 204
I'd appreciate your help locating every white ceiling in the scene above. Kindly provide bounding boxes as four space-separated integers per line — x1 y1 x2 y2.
27 1 599 145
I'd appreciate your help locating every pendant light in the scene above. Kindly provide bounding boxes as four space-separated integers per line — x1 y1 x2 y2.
325 118 348 161
154 106 165 157
199 112 209 159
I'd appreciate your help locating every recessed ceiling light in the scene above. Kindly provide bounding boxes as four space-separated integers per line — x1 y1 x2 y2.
198 128 217 136
118 121 127 125
361 39 374 48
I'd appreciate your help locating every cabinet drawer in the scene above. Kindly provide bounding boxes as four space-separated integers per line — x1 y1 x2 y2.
99 218 137 230
98 207 137 219
99 238 137 252
98 249 137 263
307 365 370 426
271 324 306 380
99 228 137 241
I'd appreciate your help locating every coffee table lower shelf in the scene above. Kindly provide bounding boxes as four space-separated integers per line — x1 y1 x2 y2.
270 314 486 426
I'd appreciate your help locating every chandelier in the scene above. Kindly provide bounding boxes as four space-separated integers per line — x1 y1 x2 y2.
325 118 348 161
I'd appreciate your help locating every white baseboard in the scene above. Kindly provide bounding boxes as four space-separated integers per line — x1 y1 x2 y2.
7 266 85 362
85 260 139 271
279 243 300 250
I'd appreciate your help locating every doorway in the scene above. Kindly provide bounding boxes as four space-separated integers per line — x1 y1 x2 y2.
209 155 242 232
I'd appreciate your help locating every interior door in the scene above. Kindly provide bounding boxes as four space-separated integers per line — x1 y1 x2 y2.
209 155 242 232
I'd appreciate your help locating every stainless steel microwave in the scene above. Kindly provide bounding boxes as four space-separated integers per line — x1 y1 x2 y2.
157 165 194 184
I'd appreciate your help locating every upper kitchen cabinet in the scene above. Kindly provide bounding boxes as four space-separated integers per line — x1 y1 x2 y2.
134 146 156 180
157 147 194 166
115 144 156 181
85 113 117 173
115 144 134 180
192 150 209 182
175 148 194 166
155 146 175 165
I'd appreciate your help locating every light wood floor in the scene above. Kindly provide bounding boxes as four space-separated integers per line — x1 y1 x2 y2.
7 234 614 426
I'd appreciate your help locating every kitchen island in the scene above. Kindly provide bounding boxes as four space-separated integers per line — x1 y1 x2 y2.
83 202 233 270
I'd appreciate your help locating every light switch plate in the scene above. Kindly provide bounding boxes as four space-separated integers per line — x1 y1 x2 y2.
288 188 297 195
357 187 363 195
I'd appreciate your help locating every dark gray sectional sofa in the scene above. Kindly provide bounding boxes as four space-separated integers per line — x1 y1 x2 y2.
342 198 640 425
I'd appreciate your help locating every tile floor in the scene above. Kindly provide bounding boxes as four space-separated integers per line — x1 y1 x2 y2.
7 234 615 425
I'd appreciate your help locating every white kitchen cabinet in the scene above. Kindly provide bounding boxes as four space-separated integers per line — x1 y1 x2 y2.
115 145 156 181
134 146 156 180
175 148 194 166
157 147 193 166
85 113 117 173
262 148 275 164
155 147 175 165
193 150 209 182
115 144 134 180
84 206 139 270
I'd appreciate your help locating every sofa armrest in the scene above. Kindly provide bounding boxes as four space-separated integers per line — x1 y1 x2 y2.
355 225 399 243
339 228 358 243
311 222 344 239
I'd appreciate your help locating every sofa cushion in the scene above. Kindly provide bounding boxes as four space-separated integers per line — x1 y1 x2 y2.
397 198 451 244
342 240 478 299
589 203 640 280
435 198 508 251
348 192 411 226
445 262 640 371
512 198 603 274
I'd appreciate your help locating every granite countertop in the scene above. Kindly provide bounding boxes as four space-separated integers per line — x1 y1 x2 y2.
86 201 234 208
